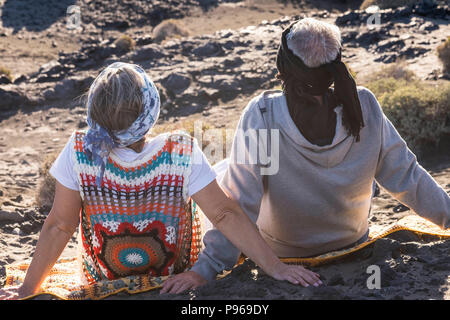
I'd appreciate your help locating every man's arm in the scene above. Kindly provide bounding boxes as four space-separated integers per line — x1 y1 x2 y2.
374 104 450 229
190 161 265 280
191 96 267 281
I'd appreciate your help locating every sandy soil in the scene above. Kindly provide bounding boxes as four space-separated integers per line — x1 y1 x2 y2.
0 0 449 300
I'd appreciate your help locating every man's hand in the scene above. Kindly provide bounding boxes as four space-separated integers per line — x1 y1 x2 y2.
160 271 208 294
269 262 322 287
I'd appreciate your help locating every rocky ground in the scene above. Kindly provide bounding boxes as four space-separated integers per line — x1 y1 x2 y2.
0 0 449 300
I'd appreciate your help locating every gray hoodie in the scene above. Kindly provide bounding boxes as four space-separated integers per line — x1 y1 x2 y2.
191 87 450 281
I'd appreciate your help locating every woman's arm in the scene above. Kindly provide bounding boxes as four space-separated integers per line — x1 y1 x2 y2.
0 181 81 299
160 180 321 294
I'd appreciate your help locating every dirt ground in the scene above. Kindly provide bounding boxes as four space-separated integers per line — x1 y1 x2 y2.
0 0 449 300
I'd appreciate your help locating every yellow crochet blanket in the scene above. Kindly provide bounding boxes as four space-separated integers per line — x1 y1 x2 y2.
5 215 450 300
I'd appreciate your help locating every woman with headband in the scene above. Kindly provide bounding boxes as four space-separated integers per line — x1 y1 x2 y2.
0 62 321 299
180 18 450 288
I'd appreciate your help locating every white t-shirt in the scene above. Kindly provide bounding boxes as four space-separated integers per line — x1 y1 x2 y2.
50 133 217 197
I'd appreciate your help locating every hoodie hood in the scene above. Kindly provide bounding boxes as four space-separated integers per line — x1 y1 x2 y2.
271 93 353 168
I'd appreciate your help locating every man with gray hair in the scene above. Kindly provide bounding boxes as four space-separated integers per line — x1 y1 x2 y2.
163 18 450 291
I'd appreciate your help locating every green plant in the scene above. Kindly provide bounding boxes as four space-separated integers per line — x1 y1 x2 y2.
152 19 190 43
437 37 450 74
114 34 136 52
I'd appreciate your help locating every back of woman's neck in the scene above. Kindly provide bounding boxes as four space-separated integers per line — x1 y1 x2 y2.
127 138 146 153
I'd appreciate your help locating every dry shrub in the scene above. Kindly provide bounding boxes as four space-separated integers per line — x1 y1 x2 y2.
35 152 58 211
152 19 190 43
114 34 136 52
360 0 419 10
365 76 450 155
0 66 13 81
437 37 450 74
363 61 416 83
344 62 358 80
151 119 231 165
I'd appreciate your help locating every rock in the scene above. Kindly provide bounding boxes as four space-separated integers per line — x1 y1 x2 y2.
393 204 410 213
335 11 360 26
20 221 34 234
43 76 94 101
12 195 23 203
418 21 438 32
0 210 25 223
0 87 31 111
223 56 244 69
399 46 429 59
374 54 397 63
0 75 12 85
414 0 438 16
135 35 153 46
38 60 64 76
393 6 413 18
199 87 221 100
13 74 28 84
196 0 217 8
376 39 405 52
128 44 165 61
161 72 192 95
192 42 224 58
355 30 385 47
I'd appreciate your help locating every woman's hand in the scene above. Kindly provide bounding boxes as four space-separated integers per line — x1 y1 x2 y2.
0 285 34 300
193 181 323 289
160 271 208 294
269 262 322 287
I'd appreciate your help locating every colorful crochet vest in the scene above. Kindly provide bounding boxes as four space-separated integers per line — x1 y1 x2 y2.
72 131 202 284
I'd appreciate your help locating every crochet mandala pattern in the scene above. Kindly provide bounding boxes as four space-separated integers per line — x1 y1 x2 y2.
71 131 202 283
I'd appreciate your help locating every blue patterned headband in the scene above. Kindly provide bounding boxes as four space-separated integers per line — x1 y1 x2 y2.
83 62 160 186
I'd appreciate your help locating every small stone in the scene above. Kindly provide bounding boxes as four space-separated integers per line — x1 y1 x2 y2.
12 195 23 203
78 120 87 128
393 204 410 213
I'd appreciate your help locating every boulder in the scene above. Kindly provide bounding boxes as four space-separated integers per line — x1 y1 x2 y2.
192 42 224 58
0 209 25 223
43 76 94 101
0 87 31 111
0 75 12 85
161 72 192 95
128 44 165 62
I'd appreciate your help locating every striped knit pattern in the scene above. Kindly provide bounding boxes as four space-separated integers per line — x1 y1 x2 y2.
72 131 202 284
